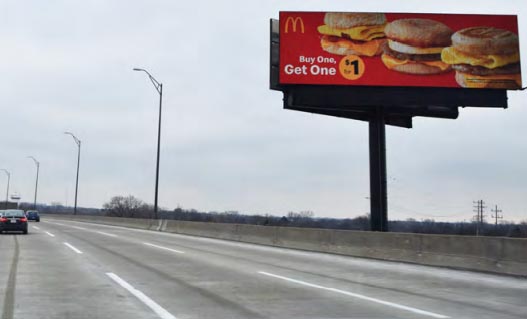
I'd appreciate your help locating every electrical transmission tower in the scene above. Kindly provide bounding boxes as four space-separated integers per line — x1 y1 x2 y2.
473 200 486 236
491 205 503 225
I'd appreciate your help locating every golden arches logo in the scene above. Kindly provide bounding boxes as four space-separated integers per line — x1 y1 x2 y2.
285 16 305 33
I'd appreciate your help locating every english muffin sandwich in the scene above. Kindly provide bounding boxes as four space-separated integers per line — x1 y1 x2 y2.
318 12 387 56
441 26 521 89
382 18 453 74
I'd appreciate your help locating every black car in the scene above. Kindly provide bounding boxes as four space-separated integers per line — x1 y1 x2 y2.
0 210 28 234
26 210 40 222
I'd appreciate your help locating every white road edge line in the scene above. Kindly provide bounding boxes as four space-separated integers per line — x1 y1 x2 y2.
106 272 177 319
45 231 55 237
97 231 118 237
258 271 449 319
32 226 40 230
64 242 83 254
72 226 87 230
143 242 184 254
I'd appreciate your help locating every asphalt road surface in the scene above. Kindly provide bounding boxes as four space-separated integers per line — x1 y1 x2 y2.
1 219 525 319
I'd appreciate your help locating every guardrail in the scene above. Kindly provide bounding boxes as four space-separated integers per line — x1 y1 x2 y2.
43 214 527 277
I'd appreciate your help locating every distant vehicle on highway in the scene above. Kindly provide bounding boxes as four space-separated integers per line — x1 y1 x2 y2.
26 210 40 222
0 209 28 234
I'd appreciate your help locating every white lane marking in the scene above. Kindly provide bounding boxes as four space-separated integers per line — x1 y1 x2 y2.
32 226 40 230
97 231 118 237
50 222 67 226
106 273 177 319
48 221 116 237
143 242 184 254
45 231 55 237
258 271 449 319
64 242 83 254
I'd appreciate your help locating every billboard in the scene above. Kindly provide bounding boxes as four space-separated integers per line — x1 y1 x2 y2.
279 12 521 90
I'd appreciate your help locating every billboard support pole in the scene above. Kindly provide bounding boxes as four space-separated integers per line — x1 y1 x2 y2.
369 106 388 231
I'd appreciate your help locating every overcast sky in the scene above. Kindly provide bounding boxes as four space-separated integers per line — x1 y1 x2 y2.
1 0 526 223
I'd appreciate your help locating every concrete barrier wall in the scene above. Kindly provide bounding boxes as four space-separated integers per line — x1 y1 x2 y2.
44 214 527 276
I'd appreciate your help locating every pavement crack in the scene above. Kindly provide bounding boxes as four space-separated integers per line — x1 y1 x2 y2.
2 236 19 319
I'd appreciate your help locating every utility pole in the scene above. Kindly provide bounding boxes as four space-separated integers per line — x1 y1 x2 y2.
1 169 10 209
65 132 81 215
133 68 163 220
27 156 40 210
473 200 486 236
491 205 503 225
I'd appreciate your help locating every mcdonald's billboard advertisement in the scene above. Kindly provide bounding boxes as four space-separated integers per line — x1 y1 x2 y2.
279 12 521 89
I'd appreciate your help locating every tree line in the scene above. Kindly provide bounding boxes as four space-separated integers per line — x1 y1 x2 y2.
27 195 527 238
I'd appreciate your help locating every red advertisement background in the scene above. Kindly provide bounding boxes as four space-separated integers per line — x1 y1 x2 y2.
279 12 520 88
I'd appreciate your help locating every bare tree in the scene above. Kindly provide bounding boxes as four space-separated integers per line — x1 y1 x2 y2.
104 195 148 218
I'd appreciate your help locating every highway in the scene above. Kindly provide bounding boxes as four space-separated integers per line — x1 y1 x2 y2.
1 219 525 319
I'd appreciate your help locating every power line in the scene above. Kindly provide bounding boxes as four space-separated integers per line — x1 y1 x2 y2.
389 202 465 218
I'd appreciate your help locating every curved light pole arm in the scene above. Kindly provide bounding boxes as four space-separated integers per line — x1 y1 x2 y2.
64 132 81 146
133 68 162 94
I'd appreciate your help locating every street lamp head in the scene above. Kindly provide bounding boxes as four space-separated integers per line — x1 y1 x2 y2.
133 68 145 72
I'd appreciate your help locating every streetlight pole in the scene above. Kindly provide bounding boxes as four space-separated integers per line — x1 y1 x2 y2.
27 156 40 210
0 169 10 209
64 132 81 215
133 68 162 220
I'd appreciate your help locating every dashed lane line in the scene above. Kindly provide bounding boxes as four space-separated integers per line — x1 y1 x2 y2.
64 242 83 254
106 273 177 319
143 242 184 254
97 231 118 237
